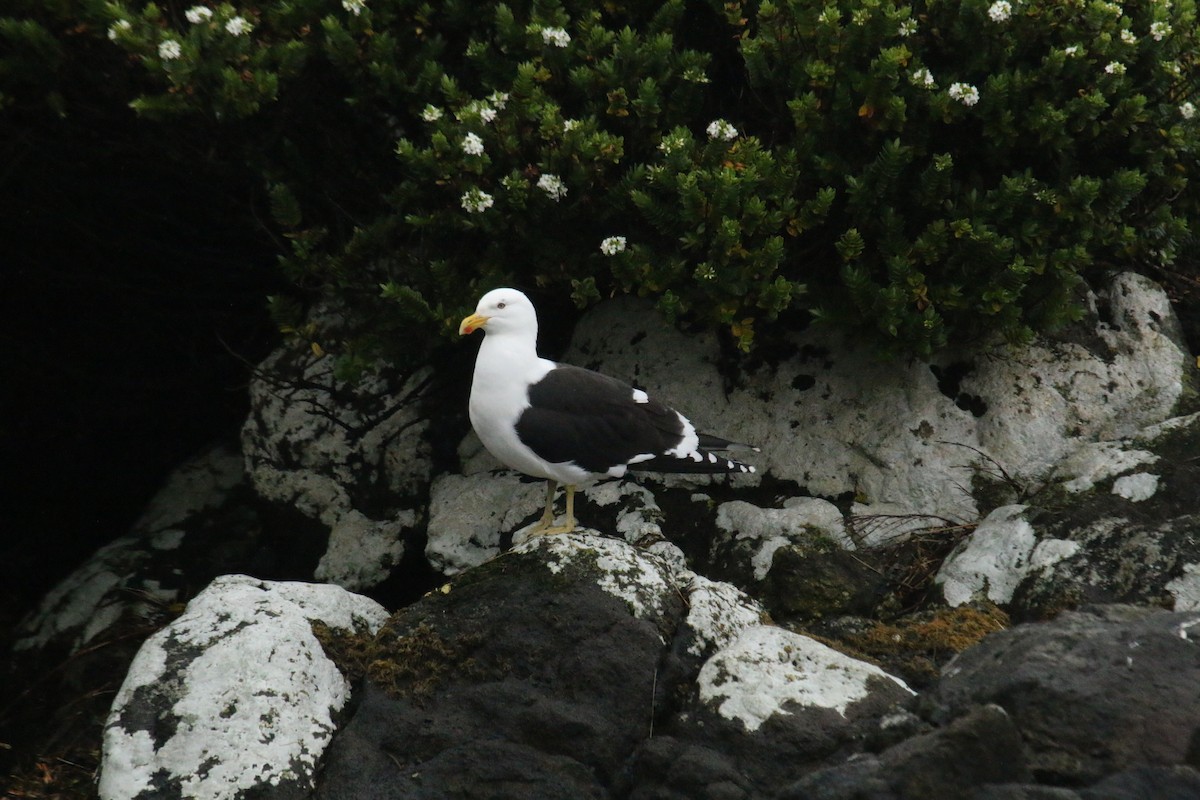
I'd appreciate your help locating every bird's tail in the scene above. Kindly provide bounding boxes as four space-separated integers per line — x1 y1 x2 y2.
629 449 757 474
697 433 761 453
630 431 759 475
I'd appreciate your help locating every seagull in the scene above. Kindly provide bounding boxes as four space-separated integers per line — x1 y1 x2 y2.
459 288 758 535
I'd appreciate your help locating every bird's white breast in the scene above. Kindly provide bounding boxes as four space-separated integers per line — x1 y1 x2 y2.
468 337 578 481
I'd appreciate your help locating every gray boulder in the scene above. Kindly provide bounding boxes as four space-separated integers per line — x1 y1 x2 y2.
98 574 389 800
930 605 1200 784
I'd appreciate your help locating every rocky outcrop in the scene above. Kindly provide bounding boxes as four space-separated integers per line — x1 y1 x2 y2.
13 271 1200 798
98 575 388 800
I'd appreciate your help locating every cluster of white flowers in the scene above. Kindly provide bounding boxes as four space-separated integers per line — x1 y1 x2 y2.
536 173 567 201
706 119 738 140
948 82 980 106
342 0 367 16
1120 29 1137 44
1105 61 1127 75
461 132 485 156
158 39 182 60
107 19 131 41
600 236 627 255
488 91 509 110
225 15 251 36
1097 1 1123 15
562 119 580 133
421 105 442 122
911 68 936 89
541 27 571 48
987 1 1012 22
682 67 710 84
478 106 497 124
658 133 688 154
1150 21 1172 40
898 19 918 37
461 189 494 213
1063 45 1081 57
185 6 213 24
1181 102 1197 120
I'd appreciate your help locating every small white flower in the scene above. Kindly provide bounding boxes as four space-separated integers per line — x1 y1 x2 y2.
488 91 509 110
563 119 580 133
536 173 567 201
1105 61 1127 75
541 27 570 48
987 1 1012 22
107 19 131 41
1064 45 1081 57
461 132 485 156
478 105 497 124
948 82 980 106
1120 29 1136 44
1098 1 1122 15
706 119 738 141
1150 21 1172 41
342 0 367 16
158 39 182 60
911 68 936 88
225 16 251 36
1181 102 1196 120
461 189 494 213
898 19 918 37
658 133 688 154
682 68 710 83
421 105 442 122
600 236 627 255
185 6 213 24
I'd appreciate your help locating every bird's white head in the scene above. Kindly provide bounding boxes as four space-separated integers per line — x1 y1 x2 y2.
458 288 538 338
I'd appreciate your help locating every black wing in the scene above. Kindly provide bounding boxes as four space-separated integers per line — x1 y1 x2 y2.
514 365 756 475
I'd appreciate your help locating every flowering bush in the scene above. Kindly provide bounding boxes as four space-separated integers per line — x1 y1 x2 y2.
6 0 1199 367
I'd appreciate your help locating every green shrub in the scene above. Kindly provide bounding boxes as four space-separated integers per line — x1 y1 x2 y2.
9 0 1200 368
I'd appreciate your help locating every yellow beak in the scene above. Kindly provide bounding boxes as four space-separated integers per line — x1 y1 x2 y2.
459 313 490 335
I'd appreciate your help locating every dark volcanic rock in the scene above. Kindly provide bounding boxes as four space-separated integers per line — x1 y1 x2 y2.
316 533 914 799
781 704 1029 800
317 535 683 799
930 605 1200 785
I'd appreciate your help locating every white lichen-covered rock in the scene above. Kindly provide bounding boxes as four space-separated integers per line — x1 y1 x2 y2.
698 625 914 732
563 272 1190 524
935 505 1079 607
676 571 767 656
314 508 415 588
242 344 431 590
16 445 244 652
98 575 388 800
1053 440 1160 494
1006 411 1200 616
1168 565 1200 612
514 532 677 620
963 272 1189 478
714 498 849 580
425 472 545 573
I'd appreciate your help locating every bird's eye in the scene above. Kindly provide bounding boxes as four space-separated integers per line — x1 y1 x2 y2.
497 302 507 309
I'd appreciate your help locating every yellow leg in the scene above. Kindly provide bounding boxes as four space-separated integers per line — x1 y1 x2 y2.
528 480 558 533
533 483 578 535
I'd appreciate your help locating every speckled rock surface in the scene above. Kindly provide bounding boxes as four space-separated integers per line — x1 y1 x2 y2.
317 533 913 799
98 575 388 800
